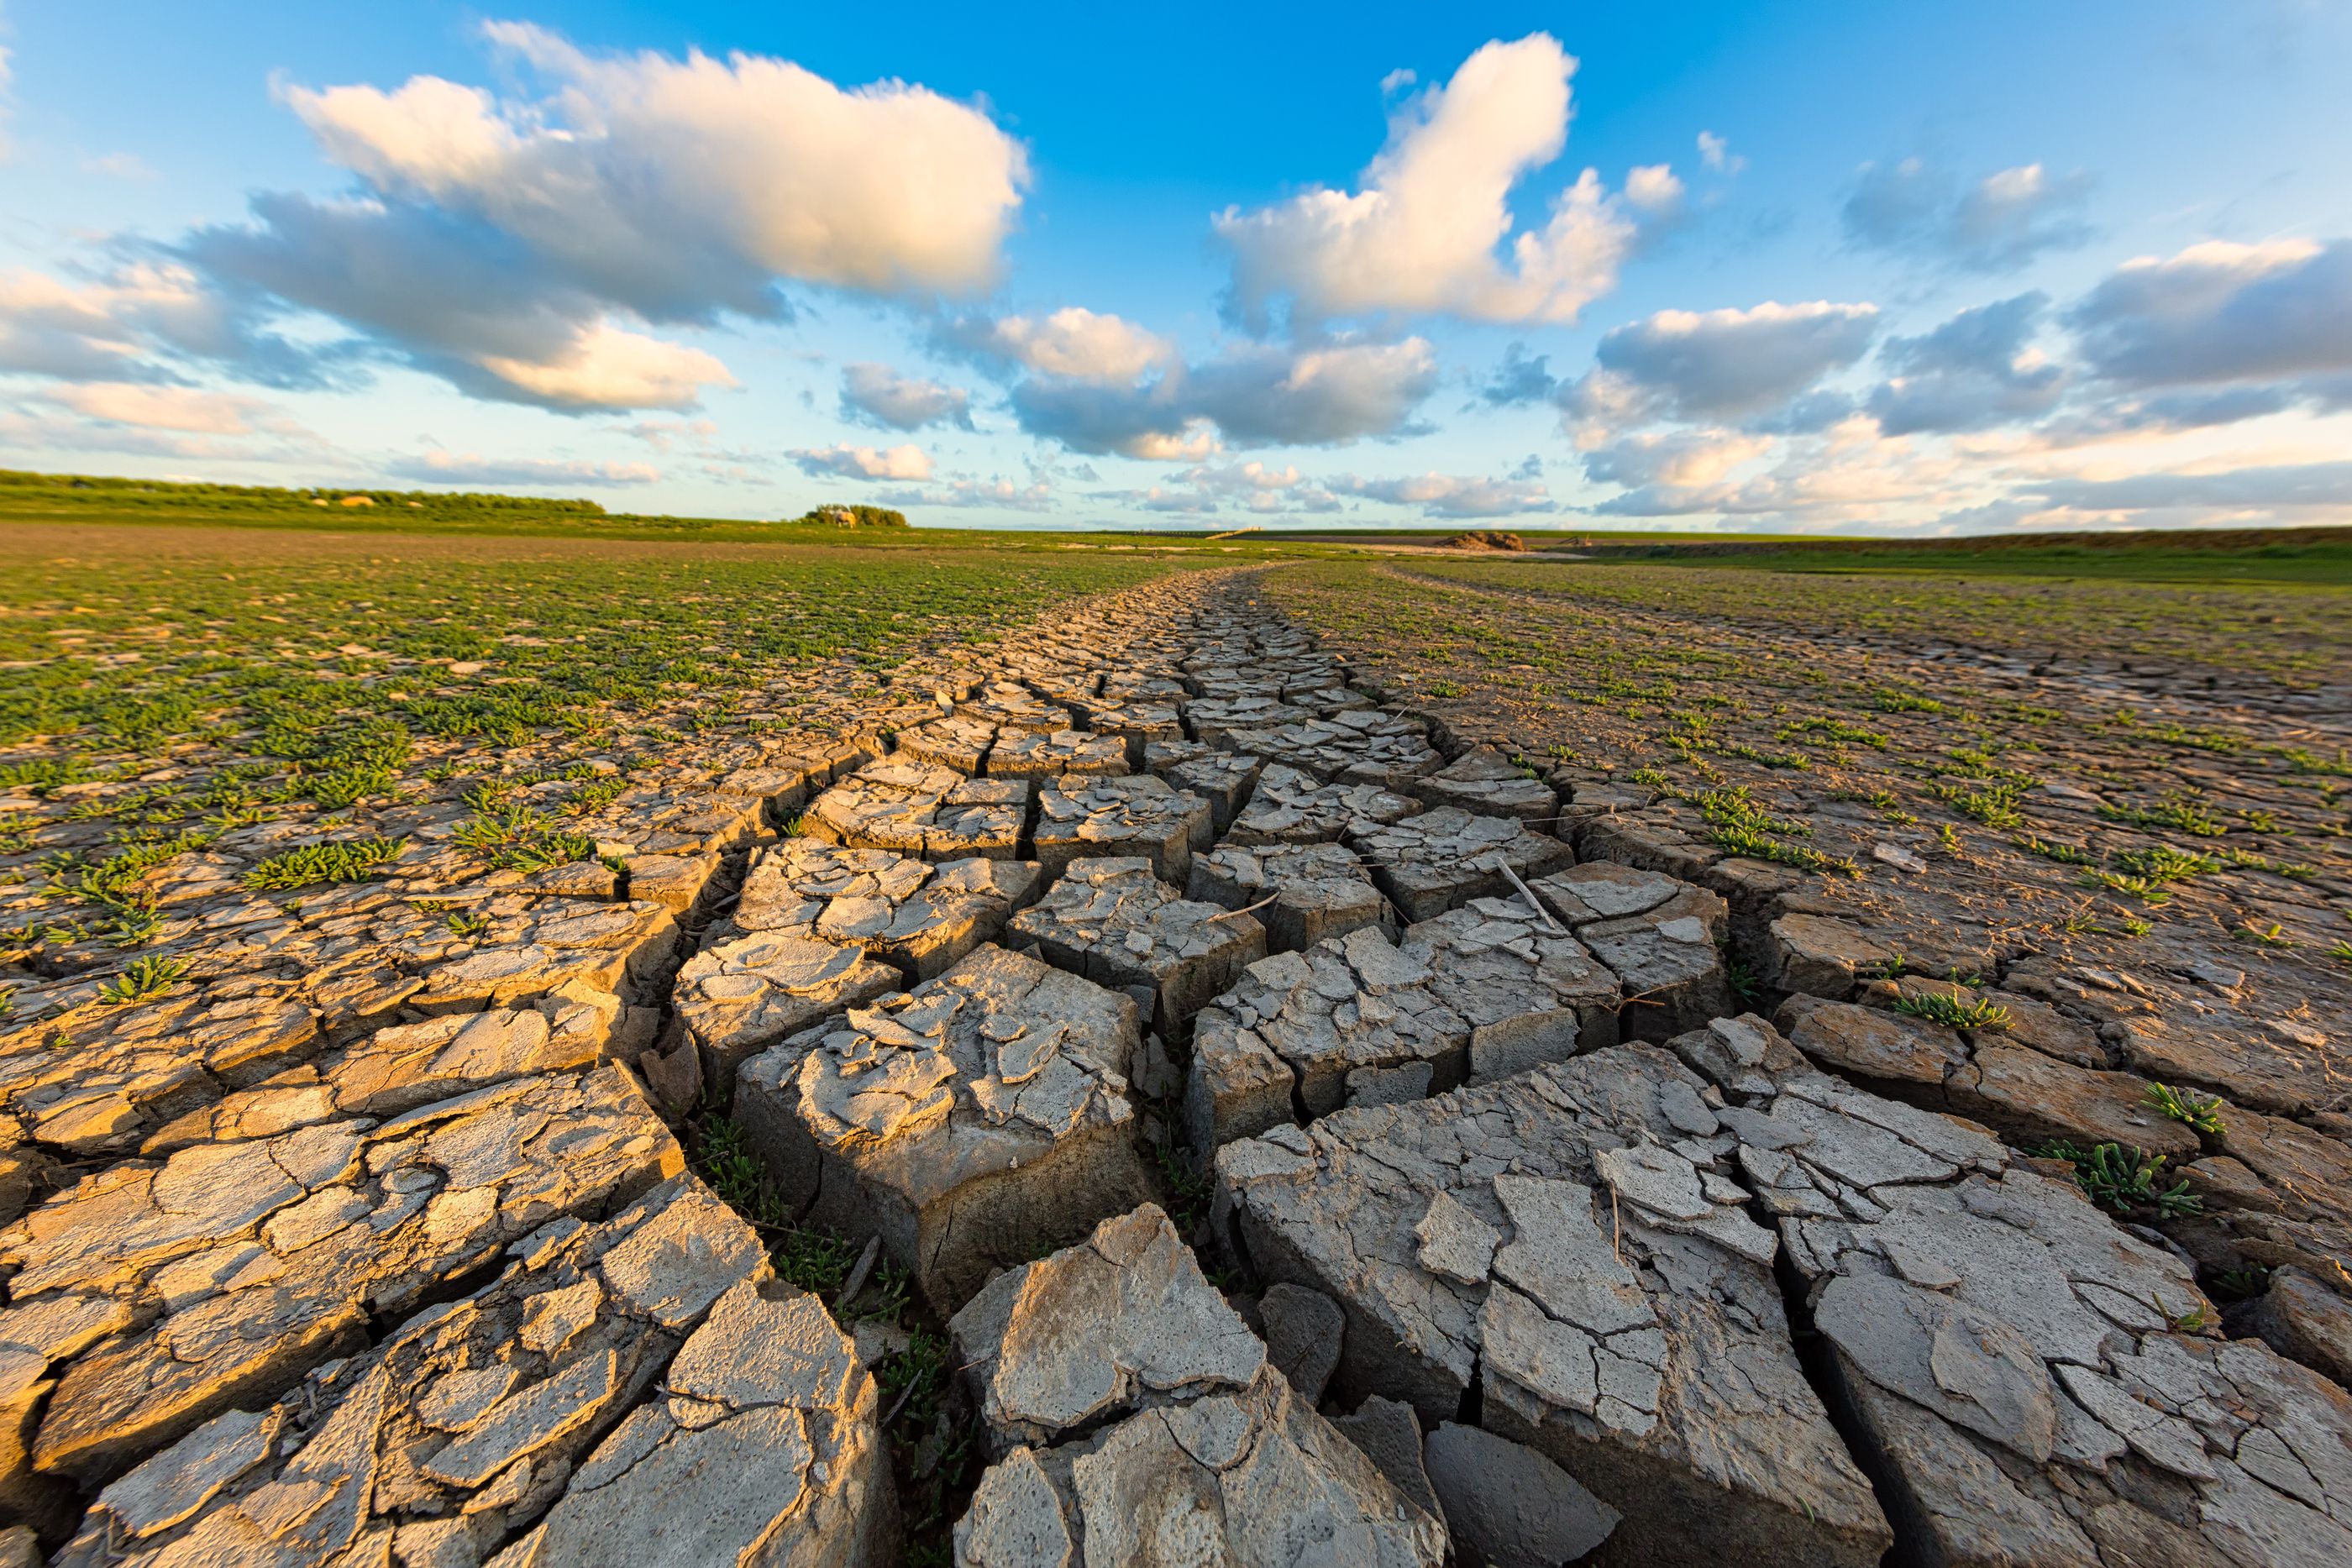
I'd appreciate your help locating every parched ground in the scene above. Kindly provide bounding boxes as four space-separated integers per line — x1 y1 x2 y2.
3 527 2350 1566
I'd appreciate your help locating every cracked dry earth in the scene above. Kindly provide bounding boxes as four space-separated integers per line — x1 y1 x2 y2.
2 565 2349 1567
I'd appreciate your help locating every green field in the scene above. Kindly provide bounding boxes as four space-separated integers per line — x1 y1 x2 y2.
0 523 1179 862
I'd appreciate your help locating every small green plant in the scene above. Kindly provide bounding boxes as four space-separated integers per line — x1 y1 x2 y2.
242 836 406 891
2035 1141 2202 1218
1893 989 2013 1030
446 911 491 938
96 953 191 1006
2145 1082 2225 1136
2233 921 2294 949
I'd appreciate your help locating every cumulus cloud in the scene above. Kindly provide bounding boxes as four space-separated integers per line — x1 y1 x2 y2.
934 307 1174 382
838 362 973 430
1008 334 1438 457
1866 292 2067 434
0 261 282 382
789 442 933 480
1569 300 1878 427
2023 460 2352 515
46 381 280 434
1696 131 1743 175
1582 427 1772 490
112 23 1027 412
1214 34 1653 326
872 475 1055 511
1344 470 1551 517
2069 239 2352 388
387 449 661 485
289 22 1026 310
1843 158 2093 272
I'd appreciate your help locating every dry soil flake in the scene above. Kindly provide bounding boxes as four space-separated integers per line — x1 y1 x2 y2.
1187 838 1389 954
1031 772 1213 884
1008 857 1265 1041
735 943 1151 1309
46 1173 883 1568
1667 1012 2352 1568
948 1205 1446 1568
801 758 1031 862
726 836 1041 982
0 1064 684 1500
1213 1045 1894 1568
1184 899 1624 1154
670 930 901 1093
1348 805 1573 922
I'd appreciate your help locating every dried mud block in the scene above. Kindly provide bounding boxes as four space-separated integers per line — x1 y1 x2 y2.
1782 999 2202 1160
1226 763 1420 847
1531 863 1734 1041
1077 700 1184 749
1032 774 1212 884
142 982 620 1156
1667 1015 2352 1568
986 728 1133 780
1184 695 1306 747
959 682 1074 735
1226 710 1443 792
1350 807 1572 923
948 1204 1445 1567
735 945 1150 1310
1 1065 685 1494
1214 1046 1893 1568
1185 900 1622 1154
732 837 1040 981
1424 1421 1619 1568
803 759 1032 862
1189 840 1388 954
673 931 900 1093
1407 747 1558 823
1009 857 1264 1041
897 715 997 775
52 1174 771 1566
1144 739 1263 836
493 1277 896 1567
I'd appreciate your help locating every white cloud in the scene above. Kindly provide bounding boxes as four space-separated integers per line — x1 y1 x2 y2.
1346 470 1551 517
1624 165 1685 215
1843 158 2093 272
789 442 933 480
1008 334 1438 456
0 262 246 380
1866 292 2067 434
1574 300 1879 426
1380 67 1416 94
839 362 973 430
96 23 1025 413
46 381 277 434
2069 239 2352 387
936 307 1174 382
473 321 736 411
873 475 1055 511
1213 34 1646 326
1582 427 1772 489
388 449 661 485
1696 131 1743 175
2023 460 2352 516
288 22 1027 310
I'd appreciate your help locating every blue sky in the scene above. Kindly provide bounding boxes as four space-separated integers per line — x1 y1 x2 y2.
3 0 2350 531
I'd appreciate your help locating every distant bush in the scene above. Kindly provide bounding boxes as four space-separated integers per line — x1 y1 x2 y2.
794 504 909 529
1449 529 1527 552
